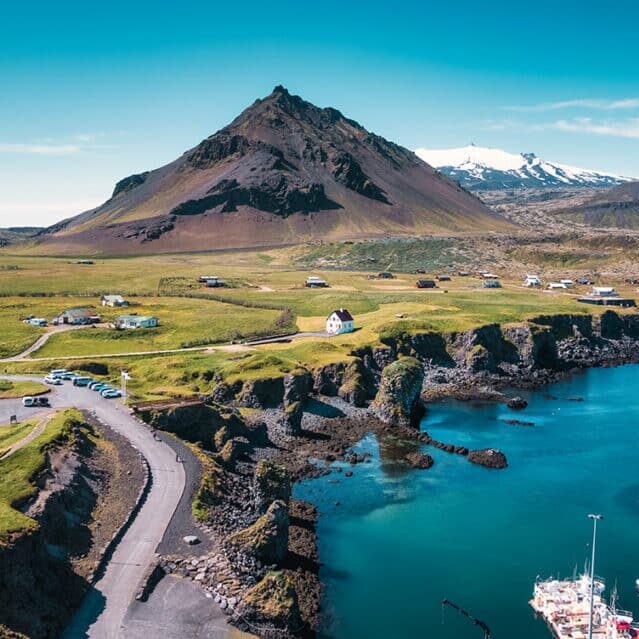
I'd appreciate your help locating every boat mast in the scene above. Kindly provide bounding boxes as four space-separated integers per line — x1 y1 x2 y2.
587 513 604 639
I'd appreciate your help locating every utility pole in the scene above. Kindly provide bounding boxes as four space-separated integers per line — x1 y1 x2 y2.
121 370 131 398
588 513 603 639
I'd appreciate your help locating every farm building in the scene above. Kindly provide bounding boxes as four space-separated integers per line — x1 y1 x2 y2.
305 276 329 288
437 274 451 282
101 294 129 307
416 279 437 289
326 309 354 335
591 286 618 297
115 315 159 329
54 308 100 325
198 275 219 283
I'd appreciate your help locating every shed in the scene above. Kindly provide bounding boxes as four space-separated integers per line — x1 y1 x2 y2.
55 308 100 325
416 279 437 289
101 294 128 307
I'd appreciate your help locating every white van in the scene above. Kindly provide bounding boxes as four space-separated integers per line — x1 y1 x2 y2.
22 396 35 407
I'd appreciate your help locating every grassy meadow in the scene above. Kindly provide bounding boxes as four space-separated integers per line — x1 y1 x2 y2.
0 242 636 401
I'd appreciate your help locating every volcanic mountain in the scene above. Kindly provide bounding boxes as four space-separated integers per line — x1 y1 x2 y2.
557 181 639 228
416 144 631 191
33 87 510 254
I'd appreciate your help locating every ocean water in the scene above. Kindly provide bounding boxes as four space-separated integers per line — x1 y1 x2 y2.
295 364 639 639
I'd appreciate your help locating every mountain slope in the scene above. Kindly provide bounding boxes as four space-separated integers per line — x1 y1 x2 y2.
557 181 639 228
415 144 632 190
30 88 511 255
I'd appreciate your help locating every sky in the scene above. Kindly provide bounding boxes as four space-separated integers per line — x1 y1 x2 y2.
1 0 638 227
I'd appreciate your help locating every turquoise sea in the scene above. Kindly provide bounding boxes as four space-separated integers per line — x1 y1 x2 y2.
295 364 639 638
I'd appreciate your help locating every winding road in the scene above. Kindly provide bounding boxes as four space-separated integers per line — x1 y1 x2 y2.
0 376 186 639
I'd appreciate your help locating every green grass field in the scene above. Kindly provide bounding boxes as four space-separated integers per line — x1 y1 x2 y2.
0 409 85 543
0 245 636 402
0 380 48 399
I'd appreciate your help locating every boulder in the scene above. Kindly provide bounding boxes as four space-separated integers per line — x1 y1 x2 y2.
371 357 425 427
227 500 289 564
467 448 508 469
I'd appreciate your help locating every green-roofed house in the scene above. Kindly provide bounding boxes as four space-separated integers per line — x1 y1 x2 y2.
115 315 159 329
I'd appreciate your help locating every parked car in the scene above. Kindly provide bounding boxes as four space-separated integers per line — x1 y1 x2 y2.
22 396 35 407
73 377 94 387
49 369 69 378
44 375 63 385
34 396 50 407
98 386 115 396
60 372 79 381
88 380 104 390
101 389 122 399
91 383 109 392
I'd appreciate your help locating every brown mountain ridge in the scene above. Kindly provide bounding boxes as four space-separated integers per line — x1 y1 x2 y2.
33 86 512 254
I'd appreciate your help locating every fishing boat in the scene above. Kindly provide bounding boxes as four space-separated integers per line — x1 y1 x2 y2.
530 573 639 638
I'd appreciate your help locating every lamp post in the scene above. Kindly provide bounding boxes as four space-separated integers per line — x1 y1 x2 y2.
587 513 603 639
121 370 131 398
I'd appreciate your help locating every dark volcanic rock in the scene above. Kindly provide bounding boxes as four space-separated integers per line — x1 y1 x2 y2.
112 171 149 197
371 357 425 427
405 452 434 469
330 151 390 203
254 460 291 513
506 396 528 410
467 448 508 469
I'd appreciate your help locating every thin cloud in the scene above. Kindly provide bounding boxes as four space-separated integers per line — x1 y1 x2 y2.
503 98 639 112
481 117 639 140
0 143 82 155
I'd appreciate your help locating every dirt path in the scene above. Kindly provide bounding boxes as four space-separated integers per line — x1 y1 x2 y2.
0 414 51 460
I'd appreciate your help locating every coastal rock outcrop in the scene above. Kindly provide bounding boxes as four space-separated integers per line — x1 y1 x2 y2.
254 460 292 513
337 358 373 407
506 396 528 410
227 500 290 564
371 357 425 427
467 448 508 469
237 377 285 408
239 571 302 631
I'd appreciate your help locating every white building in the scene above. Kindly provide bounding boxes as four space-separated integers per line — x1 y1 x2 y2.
560 279 574 288
115 315 159 329
305 276 329 288
524 274 541 287
548 282 568 290
102 294 128 307
326 308 354 335
592 286 618 297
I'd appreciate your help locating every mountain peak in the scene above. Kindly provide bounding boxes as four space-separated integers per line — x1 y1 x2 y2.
415 144 631 191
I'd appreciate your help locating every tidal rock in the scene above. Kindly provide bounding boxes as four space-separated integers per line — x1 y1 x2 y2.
467 448 508 469
239 571 302 630
405 452 434 469
506 396 528 410
371 357 425 428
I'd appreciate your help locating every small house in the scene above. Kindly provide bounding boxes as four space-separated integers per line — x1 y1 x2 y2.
198 275 219 283
54 308 100 325
305 276 329 288
437 274 452 282
102 294 129 307
482 280 502 289
115 315 159 329
377 272 394 279
458 271 470 277
416 279 437 289
592 286 618 297
524 274 541 287
206 278 225 288
326 308 354 335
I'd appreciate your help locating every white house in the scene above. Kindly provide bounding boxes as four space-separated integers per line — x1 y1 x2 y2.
305 276 329 288
524 274 541 287
115 315 159 329
326 308 354 335
592 286 618 297
102 294 128 307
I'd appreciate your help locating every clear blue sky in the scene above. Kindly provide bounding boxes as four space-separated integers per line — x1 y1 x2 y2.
1 0 638 226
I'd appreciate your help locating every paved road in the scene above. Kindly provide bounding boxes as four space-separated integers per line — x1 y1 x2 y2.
0 376 186 639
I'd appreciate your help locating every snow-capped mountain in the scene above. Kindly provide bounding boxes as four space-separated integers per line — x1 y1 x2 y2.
415 144 633 190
